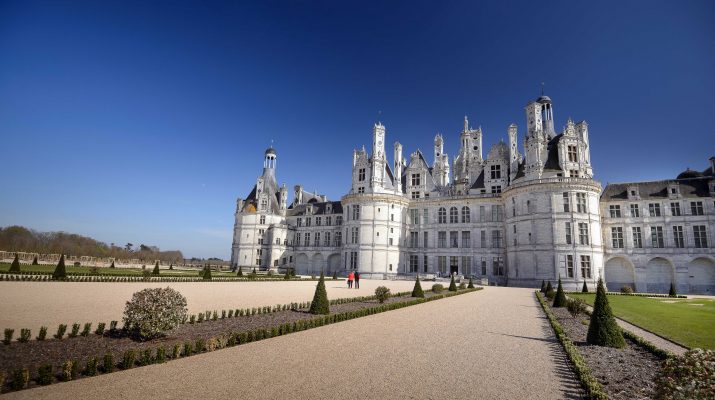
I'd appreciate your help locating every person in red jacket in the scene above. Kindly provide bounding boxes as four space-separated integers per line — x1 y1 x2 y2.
347 271 354 288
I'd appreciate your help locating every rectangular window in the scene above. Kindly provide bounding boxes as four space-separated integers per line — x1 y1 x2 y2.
578 223 589 245
670 202 681 216
673 226 684 248
358 168 365 181
461 231 471 248
694 225 708 248
491 185 502 194
351 227 359 244
691 201 704 216
423 255 428 273
357 187 365 194
651 226 664 248
565 222 572 245
611 227 623 248
609 205 621 218
462 256 472 276
409 255 419 273
350 252 358 269
576 193 587 213
295 233 301 246
326 216 332 226
411 173 421 186
649 203 661 217
410 231 419 248
632 227 642 248
491 230 503 248
630 204 640 217
481 258 487 275
423 231 429 248
480 230 486 248
492 257 504 276
334 232 342 246
580 255 591 279
411 191 420 199
490 165 501 179
259 215 266 224
566 255 574 278
450 231 459 248
336 216 343 225
410 209 420 224
352 205 360 220
563 192 570 212
492 205 503 222
314 232 320 247
324 232 331 246
567 145 578 163
438 231 447 248
479 206 485 222
422 209 429 224
297 218 302 227
438 256 447 275
450 256 459 274
306 217 311 227
316 217 321 226
304 233 310 247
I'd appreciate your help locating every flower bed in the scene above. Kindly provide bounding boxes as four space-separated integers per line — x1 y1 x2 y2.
0 287 480 393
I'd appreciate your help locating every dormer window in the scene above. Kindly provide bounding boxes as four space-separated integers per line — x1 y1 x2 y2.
627 187 640 200
567 145 578 162
411 173 421 186
490 165 501 179
358 168 366 182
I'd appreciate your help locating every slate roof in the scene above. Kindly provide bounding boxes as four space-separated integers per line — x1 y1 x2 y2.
543 134 563 171
287 201 343 216
602 177 712 200
470 169 485 189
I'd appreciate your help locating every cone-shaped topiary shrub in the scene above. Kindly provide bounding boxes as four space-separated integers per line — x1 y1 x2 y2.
467 277 474 289
53 254 67 280
411 276 424 298
153 262 160 276
582 280 588 293
203 266 212 280
169 264 173 270
309 272 330 315
32 255 38 265
332 271 338 280
540 280 546 293
9 253 21 273
545 281 553 293
669 282 677 297
448 275 457 291
237 266 243 276
587 278 625 348
283 271 290 280
110 260 115 268
552 276 567 307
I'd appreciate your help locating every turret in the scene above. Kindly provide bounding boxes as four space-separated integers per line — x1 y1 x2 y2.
394 142 403 193
370 123 386 190
294 185 303 205
263 146 277 177
279 184 288 214
508 124 519 182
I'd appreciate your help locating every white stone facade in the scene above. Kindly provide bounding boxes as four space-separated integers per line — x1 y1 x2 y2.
231 96 715 294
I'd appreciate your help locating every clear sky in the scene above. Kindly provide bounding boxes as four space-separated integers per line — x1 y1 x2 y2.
1 0 714 259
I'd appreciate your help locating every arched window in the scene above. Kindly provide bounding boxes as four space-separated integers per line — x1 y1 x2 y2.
461 206 471 223
438 207 447 224
450 207 458 223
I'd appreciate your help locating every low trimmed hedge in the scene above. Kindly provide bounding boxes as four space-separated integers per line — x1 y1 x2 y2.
536 291 608 400
565 291 686 299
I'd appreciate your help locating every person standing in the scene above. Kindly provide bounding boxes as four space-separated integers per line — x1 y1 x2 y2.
347 270 354 288
354 271 360 289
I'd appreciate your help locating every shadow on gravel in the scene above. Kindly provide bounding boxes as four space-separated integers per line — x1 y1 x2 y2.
487 331 558 343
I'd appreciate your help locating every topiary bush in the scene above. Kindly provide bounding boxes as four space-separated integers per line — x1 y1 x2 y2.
669 282 677 297
153 261 160 276
545 281 553 293
309 272 330 315
467 277 474 289
432 283 444 293
540 279 546 293
620 285 633 294
237 266 243 276
553 276 567 307
110 260 115 268
9 253 21 273
52 254 67 280
412 276 424 298
203 266 212 280
655 348 714 400
375 286 391 303
582 280 588 293
32 255 38 266
122 287 188 340
448 275 457 291
587 278 625 348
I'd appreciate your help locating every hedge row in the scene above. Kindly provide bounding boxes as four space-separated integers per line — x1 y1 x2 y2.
0 287 481 393
0 274 330 283
535 291 608 400
565 291 686 299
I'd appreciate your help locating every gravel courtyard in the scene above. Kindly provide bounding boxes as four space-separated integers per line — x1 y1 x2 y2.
4 286 583 400
0 279 416 334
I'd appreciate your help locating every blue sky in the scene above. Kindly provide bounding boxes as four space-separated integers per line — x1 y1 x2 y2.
1 0 714 259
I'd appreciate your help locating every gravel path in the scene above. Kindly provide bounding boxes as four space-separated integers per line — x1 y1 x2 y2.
4 287 583 400
0 279 416 334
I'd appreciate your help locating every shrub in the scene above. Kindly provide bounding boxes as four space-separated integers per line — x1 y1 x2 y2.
95 322 106 335
110 261 115 268
123 287 188 340
553 277 567 307
85 357 98 376
237 266 243 276
10 368 29 390
540 279 546 293
203 266 212 280
195 338 206 352
169 264 173 270
139 348 153 366
212 310 218 321
432 283 444 293
109 321 118 332
582 280 588 293
156 346 167 363
81 323 91 337
18 329 30 343
9 253 20 273
153 261 160 276
448 275 457 291
183 342 193 357
32 255 38 266
545 281 553 293
103 352 115 373
60 360 78 381
37 364 53 385
283 272 290 280
197 313 204 323
545 289 556 300
172 343 181 359
620 285 634 294
669 282 677 297
587 278 625 348
375 286 391 303
411 276 424 298
566 298 588 318
655 348 714 400
467 277 474 289
3 328 14 345
459 282 466 289
309 272 330 315
69 323 80 338
37 326 47 341
52 254 67 280
121 350 136 369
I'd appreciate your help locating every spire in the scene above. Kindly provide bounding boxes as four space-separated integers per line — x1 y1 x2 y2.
464 115 468 132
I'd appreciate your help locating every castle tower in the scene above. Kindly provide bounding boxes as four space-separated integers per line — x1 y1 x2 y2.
537 95 555 138
263 146 277 177
394 142 403 193
371 123 386 189
508 123 519 182
433 133 450 186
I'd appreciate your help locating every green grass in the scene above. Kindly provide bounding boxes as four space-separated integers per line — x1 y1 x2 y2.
570 293 715 350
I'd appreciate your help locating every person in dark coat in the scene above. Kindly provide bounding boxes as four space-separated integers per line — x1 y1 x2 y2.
354 271 360 289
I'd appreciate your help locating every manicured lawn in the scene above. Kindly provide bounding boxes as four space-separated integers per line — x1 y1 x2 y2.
570 293 715 350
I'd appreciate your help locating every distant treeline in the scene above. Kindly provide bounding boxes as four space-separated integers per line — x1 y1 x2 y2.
0 225 184 263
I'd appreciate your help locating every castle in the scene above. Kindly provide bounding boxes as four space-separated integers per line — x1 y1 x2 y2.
231 95 715 294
